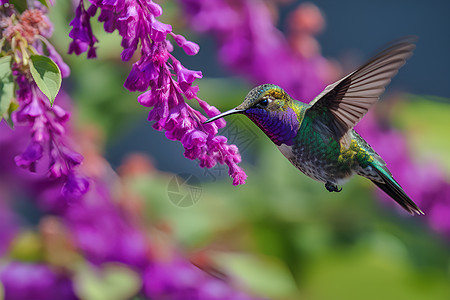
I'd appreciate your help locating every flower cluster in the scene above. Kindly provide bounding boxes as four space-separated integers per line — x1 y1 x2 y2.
0 3 86 198
0 262 77 300
68 0 247 185
13 80 89 198
0 198 19 257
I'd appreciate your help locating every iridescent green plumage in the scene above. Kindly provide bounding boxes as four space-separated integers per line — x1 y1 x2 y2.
205 37 423 215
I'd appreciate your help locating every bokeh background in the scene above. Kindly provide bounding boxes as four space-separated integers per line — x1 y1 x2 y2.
1 0 450 299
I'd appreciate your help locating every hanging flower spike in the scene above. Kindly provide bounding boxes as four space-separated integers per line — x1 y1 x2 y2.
68 0 98 58
68 0 247 185
12 84 89 198
1 2 88 199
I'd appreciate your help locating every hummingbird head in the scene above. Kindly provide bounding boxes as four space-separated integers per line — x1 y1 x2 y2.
205 84 300 146
204 84 292 123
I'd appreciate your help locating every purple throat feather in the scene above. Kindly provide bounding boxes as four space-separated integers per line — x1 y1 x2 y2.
245 107 300 146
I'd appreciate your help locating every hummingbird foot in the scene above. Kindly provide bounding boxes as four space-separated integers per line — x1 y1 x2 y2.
325 182 342 193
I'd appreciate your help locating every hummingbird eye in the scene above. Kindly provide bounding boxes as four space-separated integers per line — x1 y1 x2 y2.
257 98 270 108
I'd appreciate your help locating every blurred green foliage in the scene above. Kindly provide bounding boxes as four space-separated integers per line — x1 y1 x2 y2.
74 263 141 300
395 95 450 171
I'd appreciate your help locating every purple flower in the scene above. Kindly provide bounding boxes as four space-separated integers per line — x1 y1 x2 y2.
68 0 98 58
182 129 207 159
63 183 148 267
143 260 203 297
49 144 83 178
143 258 262 299
137 90 158 107
10 83 89 197
172 33 200 55
0 262 77 300
147 1 163 17
0 199 20 256
150 19 172 42
124 57 159 92
13 95 43 122
173 60 202 94
14 141 43 172
61 170 90 198
68 0 247 185
429 197 450 236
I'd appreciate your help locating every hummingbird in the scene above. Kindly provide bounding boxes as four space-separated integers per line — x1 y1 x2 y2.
205 36 424 215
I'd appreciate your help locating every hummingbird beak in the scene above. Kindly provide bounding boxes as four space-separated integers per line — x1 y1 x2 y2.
203 108 245 124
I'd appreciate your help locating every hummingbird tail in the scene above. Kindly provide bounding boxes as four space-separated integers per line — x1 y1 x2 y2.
370 166 424 215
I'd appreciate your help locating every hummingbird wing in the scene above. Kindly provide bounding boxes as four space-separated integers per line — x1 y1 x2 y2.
307 36 416 139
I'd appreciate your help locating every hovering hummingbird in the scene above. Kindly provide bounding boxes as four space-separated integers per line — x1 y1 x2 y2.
205 37 424 215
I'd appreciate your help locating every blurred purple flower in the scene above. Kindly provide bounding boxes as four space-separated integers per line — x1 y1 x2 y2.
0 199 20 256
62 182 148 268
68 0 98 58
143 259 202 297
179 0 328 101
428 196 450 236
0 122 262 300
61 170 90 198
68 0 247 185
143 258 264 300
11 77 88 198
14 141 43 172
0 121 147 266
0 262 77 300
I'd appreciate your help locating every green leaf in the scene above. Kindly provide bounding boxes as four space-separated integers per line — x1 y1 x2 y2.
395 95 450 171
5 103 18 128
0 56 14 122
37 0 49 8
10 0 28 13
29 55 62 106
